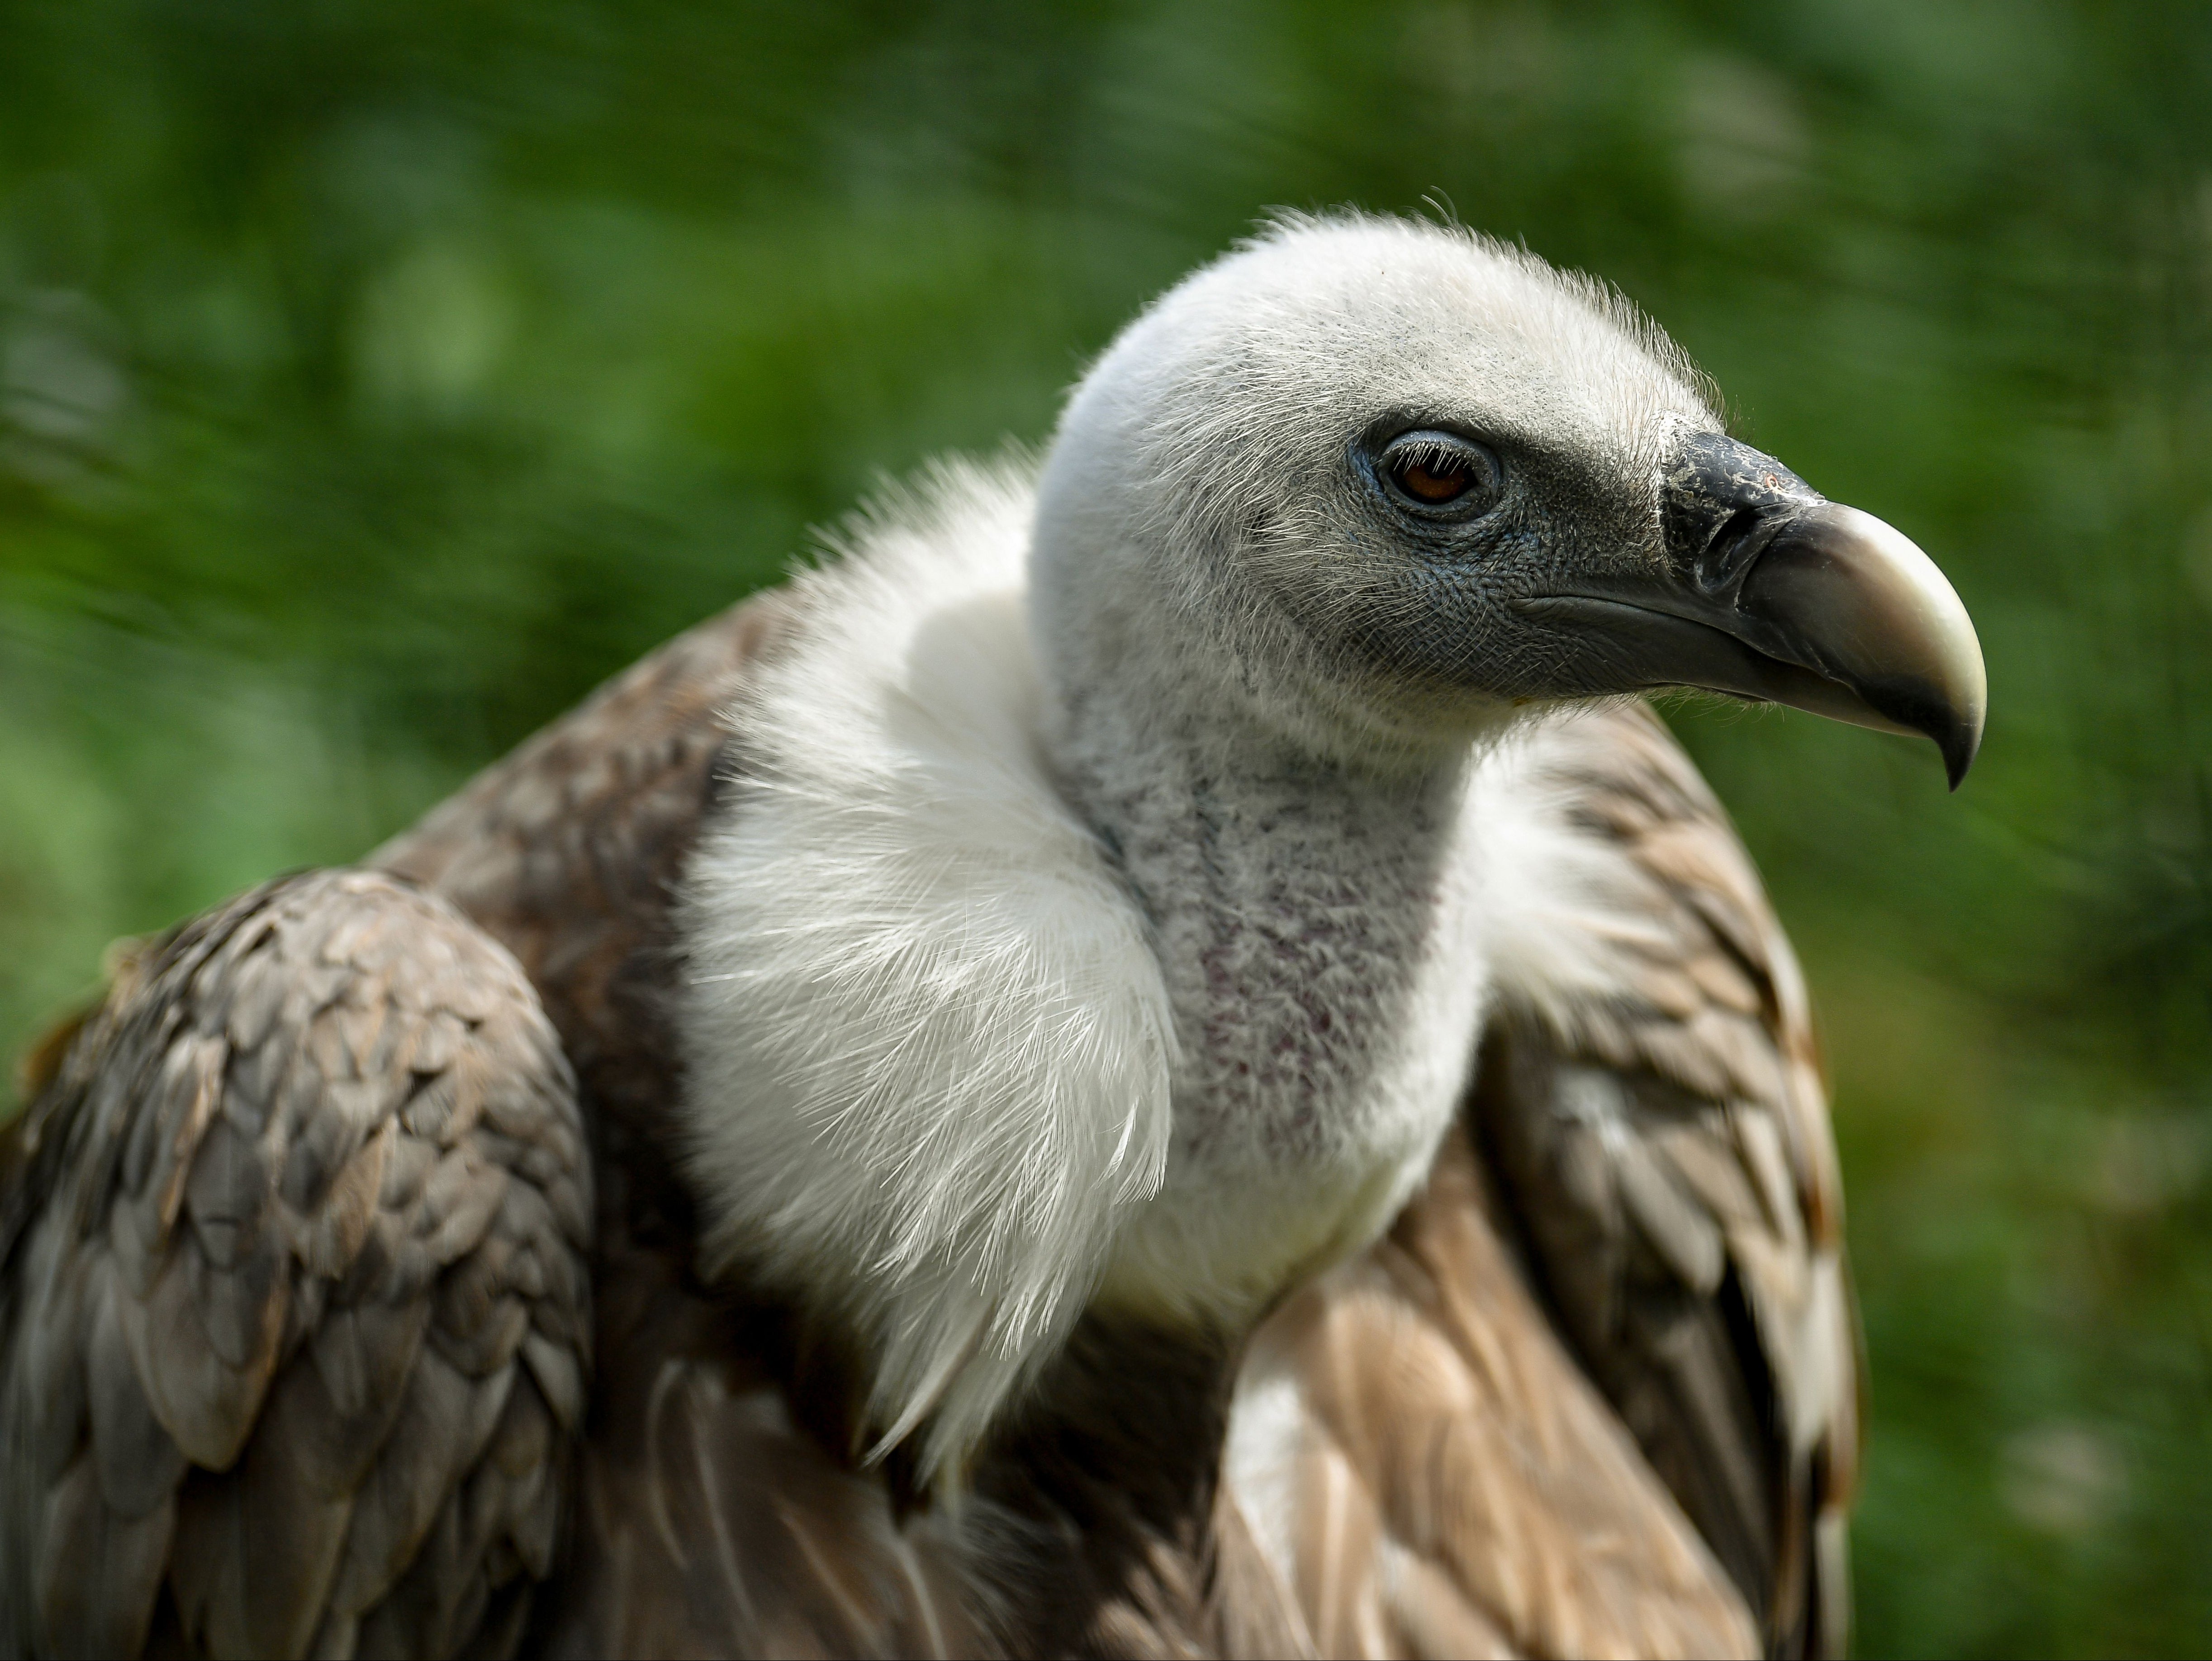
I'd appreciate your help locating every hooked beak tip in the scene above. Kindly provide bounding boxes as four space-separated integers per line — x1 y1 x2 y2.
1944 726 1979 792
1736 501 1987 788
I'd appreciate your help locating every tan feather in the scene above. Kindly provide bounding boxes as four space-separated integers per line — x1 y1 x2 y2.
1234 1126 1762 1661
1471 703 1860 1656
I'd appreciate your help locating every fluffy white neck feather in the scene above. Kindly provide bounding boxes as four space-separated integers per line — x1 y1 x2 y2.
678 456 1600 1483
679 459 1176 1485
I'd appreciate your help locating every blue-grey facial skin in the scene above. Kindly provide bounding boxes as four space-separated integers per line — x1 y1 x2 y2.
1276 413 1662 704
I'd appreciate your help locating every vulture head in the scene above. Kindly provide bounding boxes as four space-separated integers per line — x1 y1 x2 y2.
1032 212 1984 783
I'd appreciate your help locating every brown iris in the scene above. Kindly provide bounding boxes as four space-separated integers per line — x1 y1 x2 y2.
1391 453 1473 504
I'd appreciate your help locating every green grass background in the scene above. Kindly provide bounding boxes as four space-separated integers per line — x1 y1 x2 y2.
3 2 2208 1652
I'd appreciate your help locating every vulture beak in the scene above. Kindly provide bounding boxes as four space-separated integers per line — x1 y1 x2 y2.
1522 432 1988 787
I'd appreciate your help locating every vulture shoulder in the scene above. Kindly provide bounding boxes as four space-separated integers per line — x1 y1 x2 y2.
1229 702 1857 1660
371 590 799 1157
0 869 593 1658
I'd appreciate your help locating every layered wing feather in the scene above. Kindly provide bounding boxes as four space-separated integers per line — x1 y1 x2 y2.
0 869 593 1659
14 585 1848 1658
1468 704 1856 1657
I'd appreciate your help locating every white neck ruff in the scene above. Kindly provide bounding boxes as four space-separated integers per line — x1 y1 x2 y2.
677 458 1176 1486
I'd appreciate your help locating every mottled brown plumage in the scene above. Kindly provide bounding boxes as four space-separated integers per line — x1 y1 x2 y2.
1469 708 1857 1657
3 587 1851 1659
1 870 591 1657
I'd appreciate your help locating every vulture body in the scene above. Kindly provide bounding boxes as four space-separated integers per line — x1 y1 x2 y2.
0 216 1984 1661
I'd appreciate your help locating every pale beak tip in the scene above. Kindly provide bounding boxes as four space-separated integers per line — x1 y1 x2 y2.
1756 502 1988 792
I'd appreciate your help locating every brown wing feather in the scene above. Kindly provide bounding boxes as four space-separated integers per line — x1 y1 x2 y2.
0 869 592 1658
1231 1124 1763 1661
534 1245 1005 1659
1467 702 1858 1659
18 592 1846 1656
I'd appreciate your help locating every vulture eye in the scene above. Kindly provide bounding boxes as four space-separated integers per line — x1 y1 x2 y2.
1376 430 1500 515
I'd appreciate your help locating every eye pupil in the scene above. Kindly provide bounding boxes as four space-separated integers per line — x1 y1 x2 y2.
1395 456 1471 503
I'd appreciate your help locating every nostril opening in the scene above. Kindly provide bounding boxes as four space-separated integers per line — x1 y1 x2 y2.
1695 506 1781 594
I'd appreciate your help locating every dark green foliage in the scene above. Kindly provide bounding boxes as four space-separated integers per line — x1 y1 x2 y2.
2 1 2207 1652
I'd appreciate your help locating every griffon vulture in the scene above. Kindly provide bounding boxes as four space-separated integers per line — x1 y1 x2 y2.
0 214 1984 1661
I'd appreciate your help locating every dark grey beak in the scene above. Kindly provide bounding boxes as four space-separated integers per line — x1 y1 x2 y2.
1519 433 1988 788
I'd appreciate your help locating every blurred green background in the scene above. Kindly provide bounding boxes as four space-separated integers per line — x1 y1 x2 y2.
2 1 2207 1653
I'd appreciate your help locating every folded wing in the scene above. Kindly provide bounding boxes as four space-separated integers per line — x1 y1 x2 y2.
0 870 593 1658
